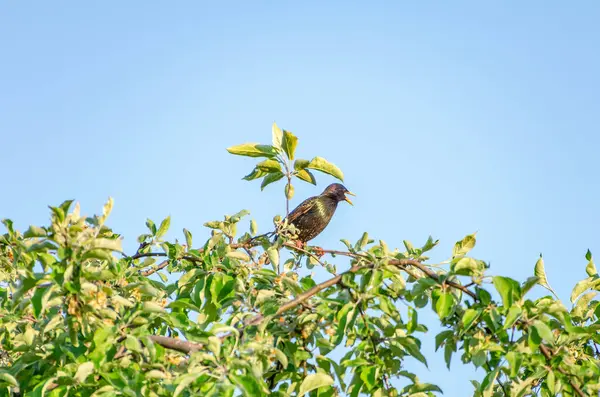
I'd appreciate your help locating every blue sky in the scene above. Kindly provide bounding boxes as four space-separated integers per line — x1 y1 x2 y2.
1 2 600 395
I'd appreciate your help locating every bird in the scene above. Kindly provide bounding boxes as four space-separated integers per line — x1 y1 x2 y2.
283 183 355 245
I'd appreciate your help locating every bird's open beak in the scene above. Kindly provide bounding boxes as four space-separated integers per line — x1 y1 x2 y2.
344 191 355 206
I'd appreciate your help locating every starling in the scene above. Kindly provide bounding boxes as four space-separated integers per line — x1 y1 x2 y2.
284 183 355 244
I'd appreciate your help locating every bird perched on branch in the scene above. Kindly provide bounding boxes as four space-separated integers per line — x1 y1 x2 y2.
283 183 355 246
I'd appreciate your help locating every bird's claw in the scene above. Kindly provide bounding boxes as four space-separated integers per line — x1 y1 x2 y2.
312 246 325 258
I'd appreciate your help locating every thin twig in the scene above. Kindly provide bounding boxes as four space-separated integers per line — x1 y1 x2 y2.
283 242 327 269
319 249 477 300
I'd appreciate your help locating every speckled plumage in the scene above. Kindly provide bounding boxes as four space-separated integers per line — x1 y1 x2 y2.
286 183 354 243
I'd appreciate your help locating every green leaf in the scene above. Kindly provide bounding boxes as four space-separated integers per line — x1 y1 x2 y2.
243 168 269 181
256 159 282 172
207 336 221 359
435 330 454 351
294 159 310 171
506 351 523 378
226 251 250 262
586 251 597 276
504 305 522 329
435 292 455 319
282 129 298 160
99 197 114 226
273 348 288 369
306 156 344 181
298 373 334 396
444 340 455 369
398 337 427 367
453 257 480 275
453 233 476 257
31 285 51 318
493 276 521 307
175 373 208 397
534 255 556 295
266 247 279 269
462 308 480 331
157 216 170 238
142 301 166 313
183 228 193 249
24 225 46 238
334 302 355 345
407 306 418 333
73 361 94 383
532 320 554 344
480 367 500 394
227 143 277 158
230 374 263 397
89 238 123 252
295 169 316 186
570 277 600 303
146 219 157 235
0 371 18 387
356 232 369 251
573 291 597 318
285 183 294 200
421 235 439 252
261 172 285 190
360 366 377 391
272 122 283 149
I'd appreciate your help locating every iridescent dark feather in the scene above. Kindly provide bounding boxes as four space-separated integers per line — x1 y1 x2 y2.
286 183 354 243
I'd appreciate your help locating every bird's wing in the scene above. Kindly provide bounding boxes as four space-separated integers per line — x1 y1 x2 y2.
286 196 317 225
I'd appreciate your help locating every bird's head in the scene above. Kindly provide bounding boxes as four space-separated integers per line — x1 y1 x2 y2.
321 183 356 205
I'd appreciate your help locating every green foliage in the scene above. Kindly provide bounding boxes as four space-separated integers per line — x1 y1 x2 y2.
0 125 599 397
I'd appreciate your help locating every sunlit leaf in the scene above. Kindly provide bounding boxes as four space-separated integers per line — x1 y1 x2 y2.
282 129 298 160
227 143 277 158
285 183 294 200
256 159 282 172
272 122 283 150
586 250 597 276
306 156 344 181
73 362 94 383
452 233 476 257
157 216 171 238
298 373 334 396
534 254 556 296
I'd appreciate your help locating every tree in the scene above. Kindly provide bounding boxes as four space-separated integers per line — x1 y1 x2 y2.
0 123 599 397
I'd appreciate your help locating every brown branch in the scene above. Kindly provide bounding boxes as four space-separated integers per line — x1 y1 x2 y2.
283 242 328 270
244 258 423 327
128 237 585 397
141 260 169 276
148 335 204 355
140 241 478 357
319 248 477 300
134 242 258 276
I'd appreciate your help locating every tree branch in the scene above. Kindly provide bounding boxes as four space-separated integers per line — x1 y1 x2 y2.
148 335 203 355
244 258 424 327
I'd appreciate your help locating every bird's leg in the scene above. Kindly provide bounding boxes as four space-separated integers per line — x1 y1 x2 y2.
294 240 305 249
